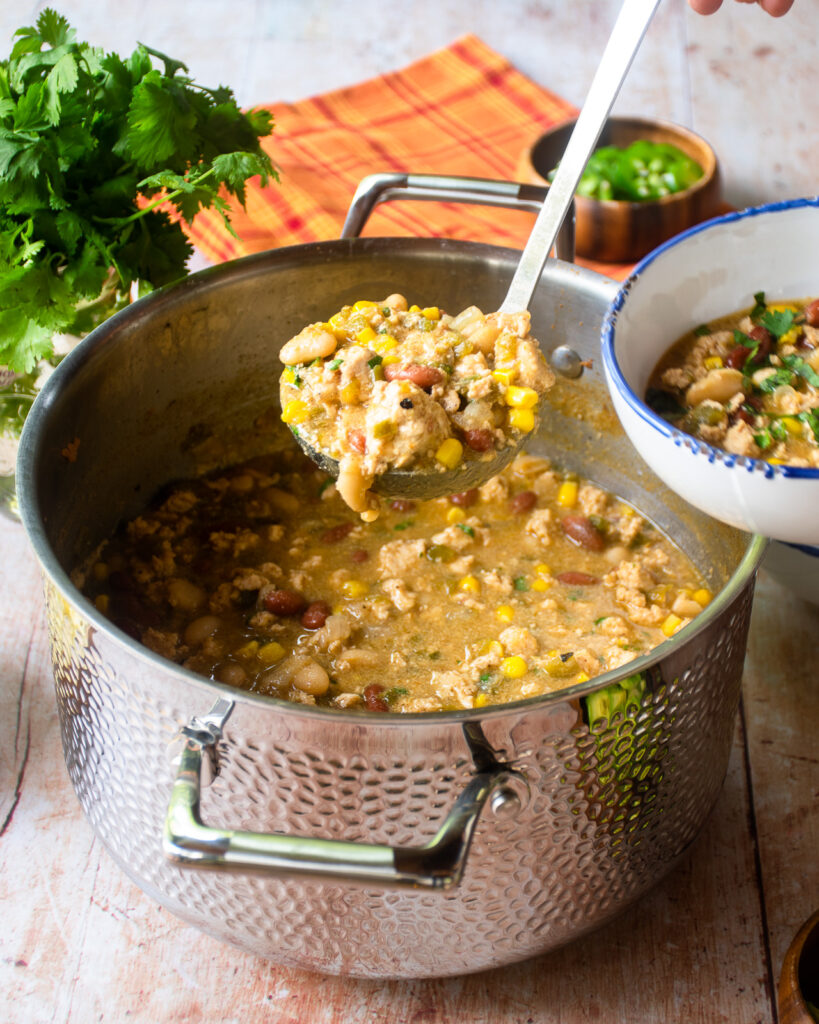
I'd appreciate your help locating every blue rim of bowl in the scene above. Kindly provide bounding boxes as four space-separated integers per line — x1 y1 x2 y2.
601 195 819 480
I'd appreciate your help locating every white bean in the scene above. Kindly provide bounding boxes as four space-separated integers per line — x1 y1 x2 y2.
167 578 205 613
383 293 408 312
292 658 330 695
183 615 222 646
280 324 337 365
685 368 744 406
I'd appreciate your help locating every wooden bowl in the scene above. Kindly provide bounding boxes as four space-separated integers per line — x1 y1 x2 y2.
520 115 721 263
779 908 819 1024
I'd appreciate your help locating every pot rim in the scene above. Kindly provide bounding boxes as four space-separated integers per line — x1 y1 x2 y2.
17 237 768 725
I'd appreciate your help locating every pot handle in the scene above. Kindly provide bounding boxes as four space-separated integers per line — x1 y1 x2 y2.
163 709 527 890
340 171 575 263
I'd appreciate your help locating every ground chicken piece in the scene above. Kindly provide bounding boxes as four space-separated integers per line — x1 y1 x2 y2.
638 547 670 572
699 420 729 445
332 692 363 708
449 555 475 575
142 628 185 661
160 489 198 515
512 335 555 392
266 524 285 543
210 529 260 558
150 544 176 578
536 597 559 615
461 645 505 675
615 587 665 626
577 484 609 517
603 646 639 670
499 626 538 657
479 476 508 502
309 613 353 652
430 521 485 551
597 614 634 639
612 513 644 546
200 635 226 659
290 689 318 706
209 582 238 613
233 571 270 591
431 670 477 709
404 696 444 712
532 468 560 501
364 379 451 472
723 420 760 458
126 516 160 540
525 508 555 545
382 578 417 612
480 569 513 594
660 366 692 390
378 538 427 577
609 560 657 593
289 570 312 592
248 611 287 633
573 647 602 676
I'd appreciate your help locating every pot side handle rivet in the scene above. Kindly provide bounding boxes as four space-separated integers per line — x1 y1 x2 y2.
551 346 586 379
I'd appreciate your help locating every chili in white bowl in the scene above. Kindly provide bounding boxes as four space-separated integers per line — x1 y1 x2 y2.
601 197 819 544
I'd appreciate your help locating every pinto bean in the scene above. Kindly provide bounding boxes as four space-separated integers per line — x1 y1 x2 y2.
351 548 370 563
363 683 389 712
556 571 600 585
449 489 479 507
748 325 772 361
263 588 307 616
347 429 366 454
383 363 443 389
464 428 494 452
215 662 248 687
806 299 819 328
562 514 605 552
724 345 751 370
321 522 354 544
301 601 331 630
509 491 537 514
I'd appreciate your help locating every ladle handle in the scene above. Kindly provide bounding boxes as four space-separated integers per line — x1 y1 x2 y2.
499 0 663 314
340 171 575 262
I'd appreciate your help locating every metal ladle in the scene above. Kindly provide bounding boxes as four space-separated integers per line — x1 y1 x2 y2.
293 0 663 500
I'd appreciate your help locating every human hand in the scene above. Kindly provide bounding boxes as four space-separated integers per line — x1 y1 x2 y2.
688 0 794 14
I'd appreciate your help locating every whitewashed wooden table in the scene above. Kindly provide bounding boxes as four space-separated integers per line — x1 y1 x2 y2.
1 2 817 1022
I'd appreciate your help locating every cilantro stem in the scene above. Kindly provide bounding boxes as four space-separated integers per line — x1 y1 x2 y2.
99 168 219 228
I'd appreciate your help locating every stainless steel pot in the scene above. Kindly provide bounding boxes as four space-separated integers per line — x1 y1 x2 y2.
18 176 765 979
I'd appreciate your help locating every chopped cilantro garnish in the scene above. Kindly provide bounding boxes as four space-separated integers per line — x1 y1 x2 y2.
760 307 797 339
513 576 529 591
782 354 819 387
393 519 414 531
798 410 819 441
693 324 712 338
367 355 383 370
770 419 789 443
289 426 300 437
456 523 475 537
383 686 408 702
593 615 608 625
750 291 767 321
754 428 773 450
327 357 343 371
755 368 794 393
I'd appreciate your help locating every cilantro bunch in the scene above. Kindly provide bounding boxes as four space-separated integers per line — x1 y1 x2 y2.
0 8 277 376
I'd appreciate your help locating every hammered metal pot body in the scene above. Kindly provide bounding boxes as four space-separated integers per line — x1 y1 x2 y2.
19 238 763 978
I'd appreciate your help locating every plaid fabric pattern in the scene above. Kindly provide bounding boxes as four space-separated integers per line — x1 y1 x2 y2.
185 35 635 279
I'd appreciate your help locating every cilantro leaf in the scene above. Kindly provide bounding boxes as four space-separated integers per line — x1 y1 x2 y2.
750 290 767 321
760 308 796 339
755 368 794 394
782 353 819 388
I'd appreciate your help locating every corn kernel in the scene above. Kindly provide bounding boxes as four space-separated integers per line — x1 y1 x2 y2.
535 563 551 576
479 639 504 657
353 299 378 310
281 399 311 424
446 506 466 524
282 367 298 385
236 640 259 659
780 416 803 436
381 354 400 366
258 641 286 664
532 578 551 592
557 480 578 507
576 671 590 683
618 503 635 517
703 355 724 370
693 588 713 607
661 613 683 637
371 334 398 355
505 385 539 409
340 381 360 405
473 692 490 708
421 306 440 320
329 312 346 329
356 326 377 344
767 457 786 464
94 594 109 614
458 575 480 594
492 368 515 386
496 605 515 623
342 580 368 599
409 304 421 313
500 655 527 678
508 408 535 433
435 438 463 469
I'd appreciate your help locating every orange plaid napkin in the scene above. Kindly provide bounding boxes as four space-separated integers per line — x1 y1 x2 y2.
186 35 634 280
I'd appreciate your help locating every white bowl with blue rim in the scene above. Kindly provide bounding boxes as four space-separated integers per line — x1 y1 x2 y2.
763 541 819 606
600 196 819 546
